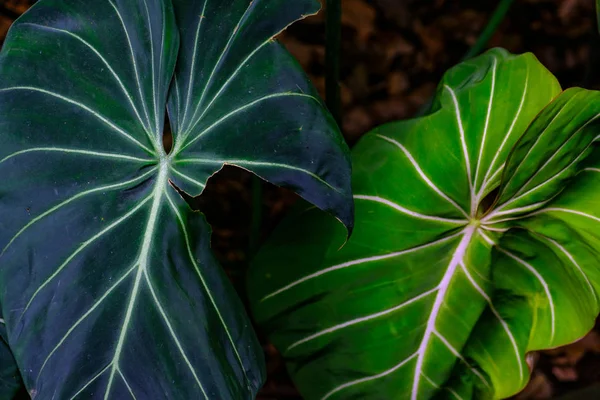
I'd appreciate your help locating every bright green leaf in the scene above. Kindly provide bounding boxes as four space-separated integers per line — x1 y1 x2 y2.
493 88 600 217
247 49 600 400
0 0 352 398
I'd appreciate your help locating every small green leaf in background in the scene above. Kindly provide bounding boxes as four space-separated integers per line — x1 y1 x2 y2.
249 48 600 399
0 0 353 398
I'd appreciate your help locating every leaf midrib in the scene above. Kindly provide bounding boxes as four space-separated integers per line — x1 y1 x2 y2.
103 161 169 398
411 225 475 399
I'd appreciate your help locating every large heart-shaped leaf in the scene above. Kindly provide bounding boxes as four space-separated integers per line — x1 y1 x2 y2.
248 49 600 399
0 0 352 398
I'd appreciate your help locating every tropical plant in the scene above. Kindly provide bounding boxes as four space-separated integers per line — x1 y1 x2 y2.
249 48 600 399
0 0 353 398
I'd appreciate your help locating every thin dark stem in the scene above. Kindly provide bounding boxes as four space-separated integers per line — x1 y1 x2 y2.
461 0 516 61
597 0 600 35
325 0 342 126
417 0 516 116
249 176 263 256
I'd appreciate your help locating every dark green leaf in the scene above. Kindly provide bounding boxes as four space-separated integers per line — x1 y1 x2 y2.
0 0 351 398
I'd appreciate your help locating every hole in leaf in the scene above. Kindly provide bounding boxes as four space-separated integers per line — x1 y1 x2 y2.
163 112 173 154
170 165 304 366
173 166 299 263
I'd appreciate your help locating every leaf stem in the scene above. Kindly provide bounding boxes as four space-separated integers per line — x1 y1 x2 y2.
417 0 516 116
325 0 342 126
461 0 516 61
249 175 263 256
597 0 600 34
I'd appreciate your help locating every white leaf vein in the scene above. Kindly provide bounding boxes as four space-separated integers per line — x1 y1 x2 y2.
178 92 321 153
321 352 419 400
36 263 139 382
0 148 153 164
444 85 474 214
69 364 112 400
432 329 491 389
170 167 206 191
104 164 168 398
354 195 467 224
411 226 474 400
375 134 469 218
19 195 153 321
184 0 257 134
181 0 209 128
285 288 437 353
20 22 152 140
144 269 208 398
108 0 153 136
165 190 250 387
1 168 158 258
421 373 463 400
497 247 556 343
0 86 153 154
119 369 138 400
477 67 529 199
459 255 524 382
534 233 598 306
260 231 463 302
141 0 160 138
175 156 341 194
474 57 497 196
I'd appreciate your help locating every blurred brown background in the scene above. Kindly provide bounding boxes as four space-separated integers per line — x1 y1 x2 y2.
2 0 600 399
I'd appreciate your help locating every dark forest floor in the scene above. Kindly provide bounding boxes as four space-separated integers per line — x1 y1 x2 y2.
2 0 600 399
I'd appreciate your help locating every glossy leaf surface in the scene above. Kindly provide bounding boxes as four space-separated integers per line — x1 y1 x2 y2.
249 49 600 399
0 0 352 398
